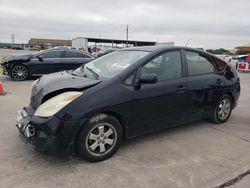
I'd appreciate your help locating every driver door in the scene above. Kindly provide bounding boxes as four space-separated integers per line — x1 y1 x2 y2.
131 50 188 136
29 50 64 75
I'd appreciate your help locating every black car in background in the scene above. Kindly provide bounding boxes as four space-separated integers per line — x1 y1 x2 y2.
16 46 240 162
2 48 94 80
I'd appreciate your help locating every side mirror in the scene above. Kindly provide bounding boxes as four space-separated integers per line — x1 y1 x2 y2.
138 73 157 84
38 56 43 62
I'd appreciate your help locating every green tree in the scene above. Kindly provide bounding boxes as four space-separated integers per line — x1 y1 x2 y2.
206 48 233 55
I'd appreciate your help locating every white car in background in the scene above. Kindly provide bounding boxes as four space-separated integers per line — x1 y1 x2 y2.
235 55 250 72
235 55 248 62
215 55 233 62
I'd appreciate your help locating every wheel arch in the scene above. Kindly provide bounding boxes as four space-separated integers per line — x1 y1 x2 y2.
9 61 28 69
102 111 127 139
226 92 235 108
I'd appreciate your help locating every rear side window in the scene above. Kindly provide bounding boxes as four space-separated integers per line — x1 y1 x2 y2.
213 57 226 71
65 51 91 58
186 51 214 76
40 51 62 58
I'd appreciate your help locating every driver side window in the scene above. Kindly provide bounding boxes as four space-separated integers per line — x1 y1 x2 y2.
39 51 62 59
141 51 182 82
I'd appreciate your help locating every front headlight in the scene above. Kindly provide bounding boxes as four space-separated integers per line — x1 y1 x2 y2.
34 91 82 117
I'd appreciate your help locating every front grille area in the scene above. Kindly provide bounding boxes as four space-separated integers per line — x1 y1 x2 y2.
1 64 8 75
24 124 36 137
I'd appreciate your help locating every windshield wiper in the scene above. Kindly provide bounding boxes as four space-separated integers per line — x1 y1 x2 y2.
86 67 99 79
66 70 76 76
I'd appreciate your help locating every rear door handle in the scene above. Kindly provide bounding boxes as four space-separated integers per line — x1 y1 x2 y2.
176 85 187 93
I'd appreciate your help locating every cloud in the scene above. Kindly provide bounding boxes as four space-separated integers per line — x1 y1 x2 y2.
0 0 249 48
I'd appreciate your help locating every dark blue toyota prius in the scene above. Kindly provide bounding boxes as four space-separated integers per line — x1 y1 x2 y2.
16 46 240 162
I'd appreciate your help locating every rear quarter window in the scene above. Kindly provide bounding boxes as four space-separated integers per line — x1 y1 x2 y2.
186 51 214 76
213 57 226 71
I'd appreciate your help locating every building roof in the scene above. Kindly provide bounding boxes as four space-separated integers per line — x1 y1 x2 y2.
73 37 156 46
28 38 72 46
235 43 250 48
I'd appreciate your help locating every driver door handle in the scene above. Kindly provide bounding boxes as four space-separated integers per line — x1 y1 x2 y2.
216 79 223 85
176 85 187 93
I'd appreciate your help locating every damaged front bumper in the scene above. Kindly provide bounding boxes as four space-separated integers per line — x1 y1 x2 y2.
1 64 9 75
16 106 85 155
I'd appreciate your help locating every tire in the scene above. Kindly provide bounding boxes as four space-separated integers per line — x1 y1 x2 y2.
10 64 29 81
211 95 233 124
77 114 123 162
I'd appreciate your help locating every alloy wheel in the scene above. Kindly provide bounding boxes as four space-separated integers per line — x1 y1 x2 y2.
217 98 231 120
12 65 28 81
86 123 117 156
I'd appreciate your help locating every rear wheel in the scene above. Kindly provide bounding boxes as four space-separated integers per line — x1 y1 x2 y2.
11 64 29 81
211 95 232 124
77 114 123 162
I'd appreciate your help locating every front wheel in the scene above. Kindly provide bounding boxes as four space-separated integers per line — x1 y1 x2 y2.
11 64 29 81
77 114 123 162
211 95 232 124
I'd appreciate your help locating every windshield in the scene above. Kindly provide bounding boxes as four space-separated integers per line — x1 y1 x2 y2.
72 50 149 79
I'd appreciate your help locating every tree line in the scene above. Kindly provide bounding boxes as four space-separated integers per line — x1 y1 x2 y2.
206 48 250 55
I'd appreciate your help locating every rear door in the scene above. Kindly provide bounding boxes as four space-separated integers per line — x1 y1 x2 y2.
60 51 93 70
184 50 225 120
131 50 188 136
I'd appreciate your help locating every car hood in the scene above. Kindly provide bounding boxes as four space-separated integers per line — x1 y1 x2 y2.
4 54 33 62
31 71 101 109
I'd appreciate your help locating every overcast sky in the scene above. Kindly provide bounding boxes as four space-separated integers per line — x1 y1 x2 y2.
0 0 249 49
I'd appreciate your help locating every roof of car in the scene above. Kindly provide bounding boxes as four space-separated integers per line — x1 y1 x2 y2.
120 45 204 52
45 48 93 55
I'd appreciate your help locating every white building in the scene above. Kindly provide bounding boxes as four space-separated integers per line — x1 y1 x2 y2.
72 37 88 51
72 37 157 51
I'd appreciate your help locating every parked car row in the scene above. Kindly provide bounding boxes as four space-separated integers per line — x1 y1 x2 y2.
215 54 250 72
235 54 250 72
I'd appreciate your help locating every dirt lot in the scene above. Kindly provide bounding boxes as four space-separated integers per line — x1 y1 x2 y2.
0 50 250 188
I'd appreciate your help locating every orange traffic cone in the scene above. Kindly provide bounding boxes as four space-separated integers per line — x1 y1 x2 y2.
0 81 6 95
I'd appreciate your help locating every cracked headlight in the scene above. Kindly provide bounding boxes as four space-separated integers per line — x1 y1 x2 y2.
34 91 82 117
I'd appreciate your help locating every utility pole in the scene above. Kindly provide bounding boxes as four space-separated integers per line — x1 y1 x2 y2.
126 25 128 47
11 33 15 44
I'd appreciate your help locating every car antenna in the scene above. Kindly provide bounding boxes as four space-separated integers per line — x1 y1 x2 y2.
185 39 191 47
